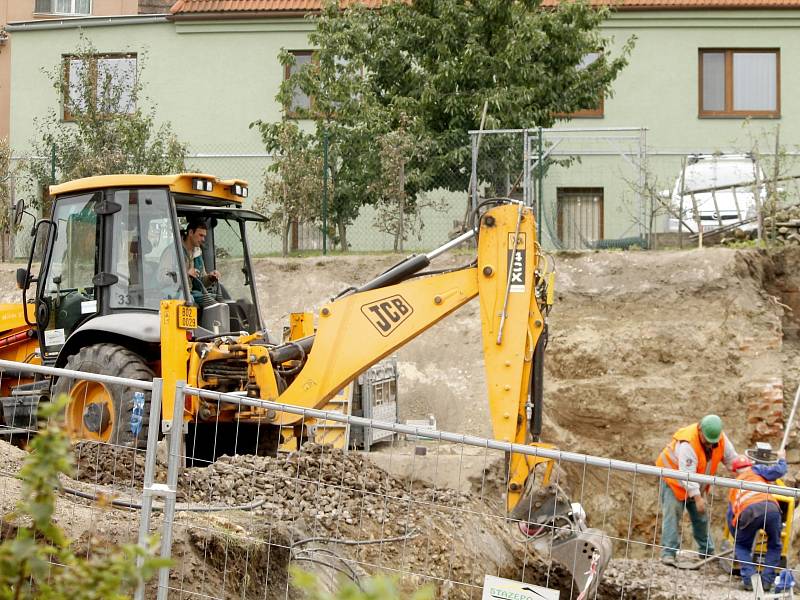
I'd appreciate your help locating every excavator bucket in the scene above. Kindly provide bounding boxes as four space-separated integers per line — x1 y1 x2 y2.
512 483 613 598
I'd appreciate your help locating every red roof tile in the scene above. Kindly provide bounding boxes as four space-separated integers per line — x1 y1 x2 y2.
543 0 800 7
170 0 383 14
170 0 800 13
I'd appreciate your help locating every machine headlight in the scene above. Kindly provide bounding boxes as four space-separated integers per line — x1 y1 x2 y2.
192 178 214 192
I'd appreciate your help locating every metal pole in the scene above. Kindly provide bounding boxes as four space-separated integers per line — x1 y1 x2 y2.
639 128 646 240
135 377 163 600
0 358 155 389
185 385 797 498
780 383 800 452
322 131 328 255
470 133 479 212
523 129 530 207
156 380 185 600
537 127 544 243
425 227 477 260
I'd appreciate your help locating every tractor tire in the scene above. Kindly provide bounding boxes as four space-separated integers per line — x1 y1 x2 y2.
53 344 154 448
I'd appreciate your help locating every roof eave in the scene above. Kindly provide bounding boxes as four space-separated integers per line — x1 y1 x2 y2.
167 10 314 20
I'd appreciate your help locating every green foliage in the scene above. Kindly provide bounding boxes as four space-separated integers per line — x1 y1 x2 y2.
255 0 632 248
370 120 443 251
0 137 15 234
25 37 187 204
291 567 434 600
0 396 167 599
252 121 325 256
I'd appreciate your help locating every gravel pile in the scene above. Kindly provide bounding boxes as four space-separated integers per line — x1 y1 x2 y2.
71 441 167 488
179 444 472 532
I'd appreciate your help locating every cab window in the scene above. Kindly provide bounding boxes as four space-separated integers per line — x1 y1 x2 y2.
110 188 185 310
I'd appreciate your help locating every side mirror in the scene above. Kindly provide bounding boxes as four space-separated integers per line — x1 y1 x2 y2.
12 200 24 229
16 267 29 290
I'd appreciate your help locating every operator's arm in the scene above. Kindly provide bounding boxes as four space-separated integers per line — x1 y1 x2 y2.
676 442 701 497
721 433 738 470
753 458 788 482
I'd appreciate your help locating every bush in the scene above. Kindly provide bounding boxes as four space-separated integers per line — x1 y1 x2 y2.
0 396 167 600
291 567 434 600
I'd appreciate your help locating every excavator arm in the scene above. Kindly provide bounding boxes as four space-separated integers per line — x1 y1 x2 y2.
161 200 610 595
266 201 549 512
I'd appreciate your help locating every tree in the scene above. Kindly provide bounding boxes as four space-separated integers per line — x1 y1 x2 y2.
254 42 389 251
287 0 633 192
26 38 187 200
370 121 443 252
252 121 325 256
0 397 167 599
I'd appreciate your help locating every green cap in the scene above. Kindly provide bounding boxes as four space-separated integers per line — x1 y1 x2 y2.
700 414 723 443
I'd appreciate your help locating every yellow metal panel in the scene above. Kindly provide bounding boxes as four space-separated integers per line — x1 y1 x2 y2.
270 268 479 425
0 304 35 332
49 173 247 205
159 300 194 423
288 311 315 340
475 204 544 511
313 381 354 449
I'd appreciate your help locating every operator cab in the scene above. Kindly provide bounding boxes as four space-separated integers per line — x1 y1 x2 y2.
21 173 265 363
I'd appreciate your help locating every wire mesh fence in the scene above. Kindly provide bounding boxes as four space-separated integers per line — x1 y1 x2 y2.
2 357 798 599
7 134 800 260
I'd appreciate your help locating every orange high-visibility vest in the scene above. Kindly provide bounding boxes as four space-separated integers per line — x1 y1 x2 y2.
656 423 726 501
728 467 778 526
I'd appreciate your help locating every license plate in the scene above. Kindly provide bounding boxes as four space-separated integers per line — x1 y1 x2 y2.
178 305 197 329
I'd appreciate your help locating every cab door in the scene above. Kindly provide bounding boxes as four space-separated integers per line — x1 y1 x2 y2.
36 192 100 361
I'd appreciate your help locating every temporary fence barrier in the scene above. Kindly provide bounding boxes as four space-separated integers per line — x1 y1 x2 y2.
0 358 798 599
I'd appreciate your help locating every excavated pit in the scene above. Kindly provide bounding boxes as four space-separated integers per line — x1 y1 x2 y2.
2 247 800 598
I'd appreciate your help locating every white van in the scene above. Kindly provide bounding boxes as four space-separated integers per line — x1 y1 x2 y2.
665 154 765 234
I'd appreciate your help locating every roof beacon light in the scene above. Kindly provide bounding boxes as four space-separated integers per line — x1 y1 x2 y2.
232 183 249 198
192 178 214 192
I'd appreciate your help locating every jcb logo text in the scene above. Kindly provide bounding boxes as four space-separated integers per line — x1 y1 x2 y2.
361 295 414 336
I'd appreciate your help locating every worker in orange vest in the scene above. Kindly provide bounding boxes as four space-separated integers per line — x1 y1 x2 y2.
655 415 738 566
727 449 786 592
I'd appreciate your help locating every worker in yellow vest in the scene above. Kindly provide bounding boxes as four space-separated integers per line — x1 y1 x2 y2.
727 450 786 591
655 415 738 566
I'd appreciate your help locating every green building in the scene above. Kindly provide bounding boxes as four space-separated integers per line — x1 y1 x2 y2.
7 0 800 251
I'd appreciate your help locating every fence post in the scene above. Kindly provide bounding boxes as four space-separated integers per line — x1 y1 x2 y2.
135 377 163 600
50 144 56 183
537 127 544 243
156 379 186 600
322 131 328 255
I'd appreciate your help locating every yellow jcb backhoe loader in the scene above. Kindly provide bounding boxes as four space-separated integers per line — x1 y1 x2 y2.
0 173 610 594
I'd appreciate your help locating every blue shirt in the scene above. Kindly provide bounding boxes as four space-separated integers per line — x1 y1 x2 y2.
752 458 788 483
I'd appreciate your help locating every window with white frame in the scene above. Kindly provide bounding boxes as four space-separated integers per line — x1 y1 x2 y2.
699 49 780 117
35 0 91 15
284 50 314 116
62 53 137 120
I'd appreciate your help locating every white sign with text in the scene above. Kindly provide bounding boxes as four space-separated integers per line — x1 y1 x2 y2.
482 575 559 600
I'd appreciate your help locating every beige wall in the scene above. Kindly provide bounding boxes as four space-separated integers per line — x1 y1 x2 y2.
0 0 139 141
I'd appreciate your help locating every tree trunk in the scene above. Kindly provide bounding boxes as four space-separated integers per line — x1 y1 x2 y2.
395 160 406 253
337 215 348 253
281 215 290 257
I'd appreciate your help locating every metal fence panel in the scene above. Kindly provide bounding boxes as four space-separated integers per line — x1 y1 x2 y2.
1 358 799 599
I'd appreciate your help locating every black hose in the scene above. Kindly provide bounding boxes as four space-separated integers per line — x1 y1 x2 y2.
58 483 267 512
530 325 547 443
